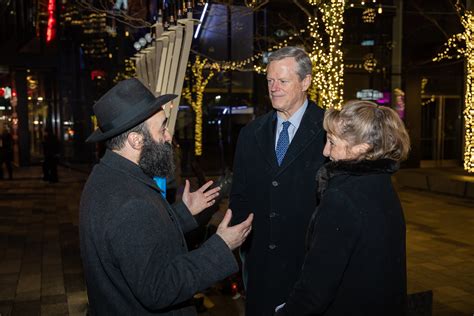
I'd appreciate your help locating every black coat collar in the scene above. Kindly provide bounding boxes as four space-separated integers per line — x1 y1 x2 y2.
316 159 399 198
100 149 162 193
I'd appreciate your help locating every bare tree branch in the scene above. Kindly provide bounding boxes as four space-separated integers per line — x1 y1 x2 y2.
411 2 450 39
252 0 270 11
77 0 152 28
293 0 311 18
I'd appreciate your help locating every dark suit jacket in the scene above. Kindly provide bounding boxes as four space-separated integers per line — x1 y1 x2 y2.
230 100 326 316
277 160 407 316
80 150 238 315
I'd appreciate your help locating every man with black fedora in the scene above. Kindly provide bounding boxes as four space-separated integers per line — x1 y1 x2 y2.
79 78 254 315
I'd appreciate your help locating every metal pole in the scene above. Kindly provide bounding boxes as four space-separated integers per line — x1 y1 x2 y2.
391 0 403 108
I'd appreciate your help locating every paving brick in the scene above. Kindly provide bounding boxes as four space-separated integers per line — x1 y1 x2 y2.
15 273 41 301
11 299 40 316
40 302 69 316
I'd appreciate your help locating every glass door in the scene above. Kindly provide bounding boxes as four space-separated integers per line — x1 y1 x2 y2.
420 95 463 167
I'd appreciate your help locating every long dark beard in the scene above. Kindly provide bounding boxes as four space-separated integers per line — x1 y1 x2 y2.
138 129 175 179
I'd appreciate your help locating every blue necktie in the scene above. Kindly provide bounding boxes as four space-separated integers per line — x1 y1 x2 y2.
276 121 291 166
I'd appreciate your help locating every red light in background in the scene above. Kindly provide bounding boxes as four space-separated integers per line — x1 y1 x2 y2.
91 70 106 81
46 0 56 42
231 282 238 296
0 88 4 98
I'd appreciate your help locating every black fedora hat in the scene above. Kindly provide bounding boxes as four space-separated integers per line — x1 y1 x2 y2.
86 78 177 143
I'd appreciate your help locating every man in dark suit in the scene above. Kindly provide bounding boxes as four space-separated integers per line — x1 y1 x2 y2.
230 47 326 315
80 78 253 315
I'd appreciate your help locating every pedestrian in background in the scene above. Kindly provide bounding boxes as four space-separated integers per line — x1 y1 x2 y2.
80 78 254 315
276 101 410 315
0 126 13 180
230 46 326 315
42 128 59 183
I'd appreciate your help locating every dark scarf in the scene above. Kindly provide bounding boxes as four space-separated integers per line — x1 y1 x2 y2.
316 159 400 200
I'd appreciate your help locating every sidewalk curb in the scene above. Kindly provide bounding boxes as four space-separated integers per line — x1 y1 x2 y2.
394 169 474 199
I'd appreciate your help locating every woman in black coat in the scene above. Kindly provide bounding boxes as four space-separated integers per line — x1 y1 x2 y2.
276 101 411 316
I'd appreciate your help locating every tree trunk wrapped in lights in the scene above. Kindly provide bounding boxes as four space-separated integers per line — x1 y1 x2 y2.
433 5 474 173
305 0 345 109
182 56 220 156
463 11 474 173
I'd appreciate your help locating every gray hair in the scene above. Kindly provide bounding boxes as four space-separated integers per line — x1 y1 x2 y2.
267 46 312 80
323 100 411 162
106 121 147 150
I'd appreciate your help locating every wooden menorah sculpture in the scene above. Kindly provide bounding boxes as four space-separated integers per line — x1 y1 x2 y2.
132 6 195 137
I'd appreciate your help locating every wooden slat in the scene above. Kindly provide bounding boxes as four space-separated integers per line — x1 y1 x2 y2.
159 31 176 117
144 46 156 91
131 54 145 85
167 18 195 136
166 25 184 94
138 53 149 87
152 41 164 96
154 35 169 96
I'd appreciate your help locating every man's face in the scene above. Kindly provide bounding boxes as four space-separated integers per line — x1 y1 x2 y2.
266 57 311 118
138 110 174 178
146 109 172 144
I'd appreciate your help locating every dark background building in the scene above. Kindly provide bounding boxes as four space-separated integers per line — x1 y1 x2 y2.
0 0 469 175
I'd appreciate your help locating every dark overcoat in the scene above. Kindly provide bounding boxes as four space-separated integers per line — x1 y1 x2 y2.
277 159 407 316
80 150 237 315
230 101 326 315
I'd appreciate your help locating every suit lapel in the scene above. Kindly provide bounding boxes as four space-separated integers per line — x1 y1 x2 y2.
254 111 279 173
276 102 324 176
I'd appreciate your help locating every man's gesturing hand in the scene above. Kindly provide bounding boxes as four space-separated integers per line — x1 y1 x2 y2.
216 209 254 250
182 180 221 215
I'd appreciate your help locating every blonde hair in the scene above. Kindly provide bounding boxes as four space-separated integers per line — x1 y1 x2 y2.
323 100 410 162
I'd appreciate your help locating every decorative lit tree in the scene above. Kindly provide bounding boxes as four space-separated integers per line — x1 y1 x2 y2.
192 0 346 109
182 56 220 156
304 0 345 109
433 3 474 173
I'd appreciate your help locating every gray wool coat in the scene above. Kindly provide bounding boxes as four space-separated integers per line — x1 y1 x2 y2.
79 150 237 315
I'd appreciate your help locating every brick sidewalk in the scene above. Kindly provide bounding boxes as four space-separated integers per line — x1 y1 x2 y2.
0 166 473 315
0 166 88 315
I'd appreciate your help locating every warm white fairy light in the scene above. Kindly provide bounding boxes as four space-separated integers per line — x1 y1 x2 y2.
182 56 220 156
113 58 136 83
308 0 345 109
434 7 474 172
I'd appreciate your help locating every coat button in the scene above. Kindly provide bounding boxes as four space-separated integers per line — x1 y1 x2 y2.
269 212 277 218
268 244 277 250
272 181 279 187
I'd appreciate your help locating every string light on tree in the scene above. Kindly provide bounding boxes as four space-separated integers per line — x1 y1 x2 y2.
182 56 220 156
113 58 136 83
307 0 345 109
433 5 474 172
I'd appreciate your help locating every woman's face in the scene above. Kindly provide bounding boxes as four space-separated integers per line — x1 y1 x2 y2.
323 133 361 161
